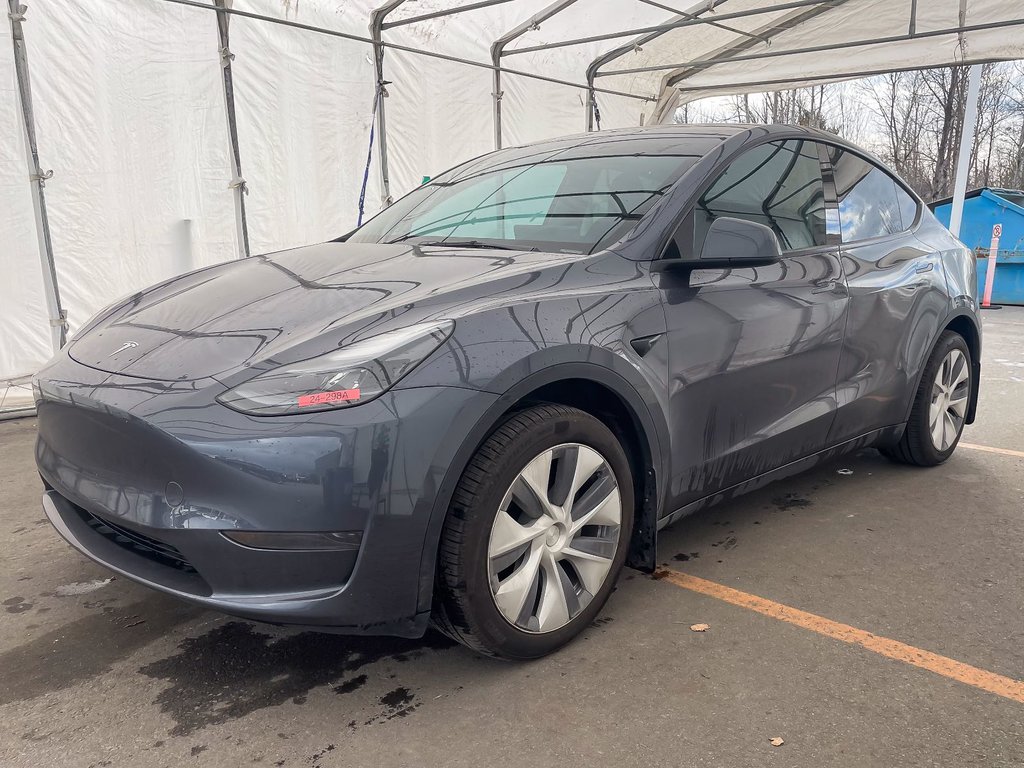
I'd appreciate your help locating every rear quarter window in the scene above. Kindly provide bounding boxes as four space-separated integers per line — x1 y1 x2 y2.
828 147 916 242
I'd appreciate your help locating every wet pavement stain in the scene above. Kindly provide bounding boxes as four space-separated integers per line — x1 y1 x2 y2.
0 595 200 707
4 596 32 613
379 686 414 710
333 674 368 695
772 493 812 511
137 622 454 737
354 686 421 726
308 744 335 767
672 552 700 562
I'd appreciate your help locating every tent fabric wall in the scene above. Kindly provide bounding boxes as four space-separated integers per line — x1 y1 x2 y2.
22 2 237 325
231 2 379 253
3 0 1024 412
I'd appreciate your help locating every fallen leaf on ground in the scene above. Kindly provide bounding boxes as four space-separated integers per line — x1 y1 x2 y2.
837 468 854 475
769 737 785 747
689 623 710 632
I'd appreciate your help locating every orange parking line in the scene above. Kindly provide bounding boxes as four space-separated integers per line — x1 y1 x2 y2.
960 442 1024 459
654 568 1024 704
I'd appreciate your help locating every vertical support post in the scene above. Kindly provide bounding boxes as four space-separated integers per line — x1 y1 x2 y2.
585 82 597 132
490 1 579 149
948 63 982 239
7 0 66 351
585 64 599 132
214 0 250 258
369 1 405 210
491 43 503 150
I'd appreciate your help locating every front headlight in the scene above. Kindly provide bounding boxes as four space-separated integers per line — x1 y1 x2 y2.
216 320 454 416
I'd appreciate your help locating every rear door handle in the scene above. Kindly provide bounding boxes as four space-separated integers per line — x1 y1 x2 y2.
811 278 838 294
915 262 934 274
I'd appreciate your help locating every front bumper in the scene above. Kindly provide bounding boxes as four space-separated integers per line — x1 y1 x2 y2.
35 355 496 635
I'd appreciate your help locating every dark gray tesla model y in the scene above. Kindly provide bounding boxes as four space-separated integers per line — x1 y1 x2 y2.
35 125 980 658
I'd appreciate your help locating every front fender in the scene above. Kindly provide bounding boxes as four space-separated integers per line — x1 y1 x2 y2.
412 352 671 614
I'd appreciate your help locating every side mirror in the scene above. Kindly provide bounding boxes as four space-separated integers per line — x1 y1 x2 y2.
700 216 782 265
652 216 782 272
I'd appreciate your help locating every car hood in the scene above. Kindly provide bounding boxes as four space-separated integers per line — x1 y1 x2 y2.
68 241 586 382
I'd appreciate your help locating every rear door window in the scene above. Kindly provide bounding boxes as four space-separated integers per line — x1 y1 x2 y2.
695 139 827 254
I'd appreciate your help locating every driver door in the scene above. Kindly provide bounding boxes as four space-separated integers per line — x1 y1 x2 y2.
655 139 848 512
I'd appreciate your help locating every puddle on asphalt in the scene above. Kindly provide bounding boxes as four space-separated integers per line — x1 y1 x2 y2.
137 621 455 736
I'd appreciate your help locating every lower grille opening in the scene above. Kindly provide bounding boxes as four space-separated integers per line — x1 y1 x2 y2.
76 506 198 575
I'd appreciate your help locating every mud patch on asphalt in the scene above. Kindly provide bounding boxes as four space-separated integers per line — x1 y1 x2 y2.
138 622 454 736
672 552 700 562
0 594 200 706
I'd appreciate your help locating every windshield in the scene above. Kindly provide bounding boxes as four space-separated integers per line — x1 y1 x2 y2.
348 135 705 254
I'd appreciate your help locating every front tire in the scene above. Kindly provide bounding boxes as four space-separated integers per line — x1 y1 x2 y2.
882 330 971 466
433 404 634 659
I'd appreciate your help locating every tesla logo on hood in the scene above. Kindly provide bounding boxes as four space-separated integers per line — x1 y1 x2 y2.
107 341 139 358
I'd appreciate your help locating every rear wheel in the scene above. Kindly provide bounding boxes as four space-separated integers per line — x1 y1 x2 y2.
882 331 971 466
433 405 633 659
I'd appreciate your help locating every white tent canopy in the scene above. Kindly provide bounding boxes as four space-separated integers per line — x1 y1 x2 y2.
3 0 1023 413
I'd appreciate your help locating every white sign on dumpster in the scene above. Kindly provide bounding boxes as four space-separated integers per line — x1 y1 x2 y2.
993 223 1003 238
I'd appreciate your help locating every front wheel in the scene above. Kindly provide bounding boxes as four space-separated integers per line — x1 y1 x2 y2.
433 405 633 659
882 330 972 466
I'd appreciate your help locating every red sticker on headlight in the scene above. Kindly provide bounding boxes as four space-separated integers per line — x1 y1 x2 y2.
297 388 361 407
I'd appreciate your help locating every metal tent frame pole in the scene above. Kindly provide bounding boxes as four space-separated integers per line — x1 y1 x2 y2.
505 0 836 57
214 0 250 259
159 0 651 102
7 0 66 351
671 55 1007 100
597 18 1023 78
948 64 983 239
585 0 723 132
384 0 517 29
369 0 406 210
491 0 580 150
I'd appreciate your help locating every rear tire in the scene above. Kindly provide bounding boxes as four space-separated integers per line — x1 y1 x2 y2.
882 331 971 466
433 404 633 659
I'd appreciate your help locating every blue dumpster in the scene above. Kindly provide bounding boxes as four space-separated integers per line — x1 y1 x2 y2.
976 251 1024 306
928 187 1024 306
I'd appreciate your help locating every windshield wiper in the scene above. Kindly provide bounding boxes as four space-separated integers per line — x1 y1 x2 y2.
389 238 536 251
